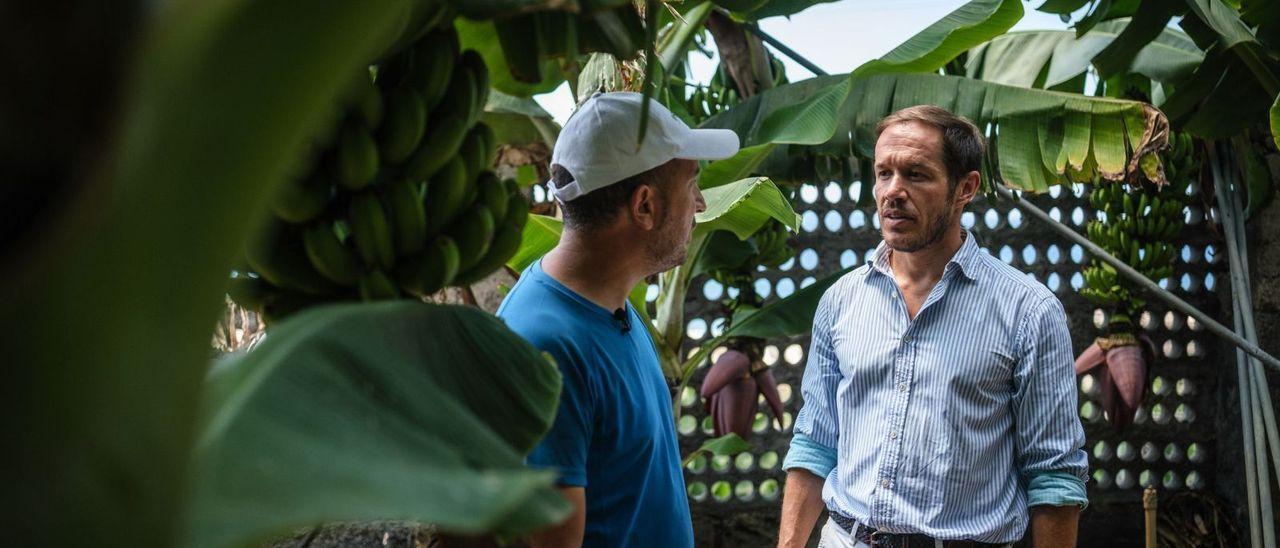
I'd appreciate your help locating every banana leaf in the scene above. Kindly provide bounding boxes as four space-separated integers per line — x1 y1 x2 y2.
702 72 1169 191
681 433 751 467
695 176 801 238
1 1 424 545
483 89 560 148
1091 1 1184 79
722 0 1024 150
458 18 566 97
965 20 1203 89
852 0 1023 79
1165 0 1279 136
508 214 565 274
725 0 840 20
699 143 778 189
184 302 569 548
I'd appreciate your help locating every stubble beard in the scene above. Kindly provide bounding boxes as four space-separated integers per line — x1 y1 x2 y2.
882 186 958 253
647 219 691 274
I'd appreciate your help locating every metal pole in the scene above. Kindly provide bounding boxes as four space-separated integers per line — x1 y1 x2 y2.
742 22 830 76
1215 142 1280 547
1219 143 1280 478
1236 295 1265 548
992 183 1280 373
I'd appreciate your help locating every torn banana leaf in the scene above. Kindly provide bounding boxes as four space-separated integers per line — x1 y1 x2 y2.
702 72 1169 192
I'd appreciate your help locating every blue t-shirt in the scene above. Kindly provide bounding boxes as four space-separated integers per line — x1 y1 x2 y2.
497 260 693 548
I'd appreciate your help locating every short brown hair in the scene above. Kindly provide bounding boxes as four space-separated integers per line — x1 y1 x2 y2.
551 163 668 230
875 105 985 188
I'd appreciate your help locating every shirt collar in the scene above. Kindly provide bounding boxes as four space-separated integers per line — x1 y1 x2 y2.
869 229 982 281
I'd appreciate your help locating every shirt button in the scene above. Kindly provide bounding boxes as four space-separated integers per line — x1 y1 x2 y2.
902 335 911 343
889 431 898 440
897 383 907 392
881 479 891 488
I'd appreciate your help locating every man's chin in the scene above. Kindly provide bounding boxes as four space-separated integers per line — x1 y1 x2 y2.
882 231 925 253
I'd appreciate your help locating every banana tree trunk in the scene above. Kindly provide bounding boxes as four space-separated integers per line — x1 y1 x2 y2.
704 10 773 99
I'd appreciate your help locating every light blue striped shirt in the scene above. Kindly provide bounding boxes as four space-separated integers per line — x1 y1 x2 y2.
784 231 1088 543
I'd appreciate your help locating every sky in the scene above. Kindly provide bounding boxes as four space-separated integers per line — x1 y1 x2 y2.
533 0 1079 125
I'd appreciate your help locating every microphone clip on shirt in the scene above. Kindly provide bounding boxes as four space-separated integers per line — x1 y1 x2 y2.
613 308 631 333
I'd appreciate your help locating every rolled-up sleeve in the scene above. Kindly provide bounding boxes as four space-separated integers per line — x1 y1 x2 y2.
1012 296 1089 507
783 286 842 479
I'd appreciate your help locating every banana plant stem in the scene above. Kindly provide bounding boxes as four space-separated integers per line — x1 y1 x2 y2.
991 184 1280 373
741 22 828 76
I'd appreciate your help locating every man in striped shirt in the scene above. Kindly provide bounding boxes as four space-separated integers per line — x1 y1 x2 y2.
777 105 1088 548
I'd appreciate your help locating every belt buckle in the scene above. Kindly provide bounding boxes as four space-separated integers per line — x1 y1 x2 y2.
868 529 892 548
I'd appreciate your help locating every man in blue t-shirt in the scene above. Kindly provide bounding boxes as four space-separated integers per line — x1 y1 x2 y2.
497 92 739 547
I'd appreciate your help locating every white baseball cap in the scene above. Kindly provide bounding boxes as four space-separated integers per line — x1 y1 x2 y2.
549 91 740 202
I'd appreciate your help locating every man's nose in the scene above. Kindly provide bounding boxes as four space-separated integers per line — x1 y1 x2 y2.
878 174 908 202
694 188 707 214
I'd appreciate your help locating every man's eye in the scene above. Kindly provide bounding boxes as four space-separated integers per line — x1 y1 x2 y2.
878 170 892 179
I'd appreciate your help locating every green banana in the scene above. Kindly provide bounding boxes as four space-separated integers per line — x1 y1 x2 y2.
270 172 331 223
424 157 469 236
495 14 542 84
397 236 461 296
385 177 427 257
410 28 458 109
245 217 337 295
504 184 530 228
403 60 472 182
351 71 383 130
454 223 521 286
347 191 396 271
335 124 379 190
376 48 414 91
459 126 489 183
357 269 399 301
459 50 489 123
448 204 496 272
378 87 428 164
302 220 361 286
477 172 509 222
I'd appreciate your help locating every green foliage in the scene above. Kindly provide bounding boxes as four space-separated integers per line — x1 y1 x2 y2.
185 302 568 548
699 143 778 189
482 88 559 147
965 20 1203 89
851 0 1024 78
0 1 429 544
696 176 801 238
703 73 1167 192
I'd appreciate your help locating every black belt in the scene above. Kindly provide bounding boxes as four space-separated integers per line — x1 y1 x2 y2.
828 511 1010 548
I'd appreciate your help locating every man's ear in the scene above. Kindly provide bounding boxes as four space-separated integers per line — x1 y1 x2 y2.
955 170 981 207
630 184 659 231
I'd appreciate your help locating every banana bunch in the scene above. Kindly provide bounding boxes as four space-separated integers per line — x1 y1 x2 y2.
1079 131 1196 328
680 56 787 125
706 220 794 296
234 22 530 324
